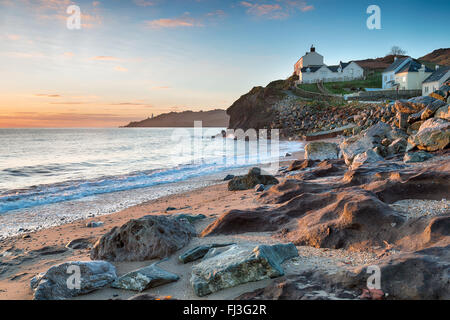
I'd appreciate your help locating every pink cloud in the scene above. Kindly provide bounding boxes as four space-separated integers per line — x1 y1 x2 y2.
91 56 120 61
146 17 203 29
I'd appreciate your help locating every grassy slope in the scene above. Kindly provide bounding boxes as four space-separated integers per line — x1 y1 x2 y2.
323 72 382 95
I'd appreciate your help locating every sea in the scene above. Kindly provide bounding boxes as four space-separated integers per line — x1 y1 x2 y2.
0 128 303 238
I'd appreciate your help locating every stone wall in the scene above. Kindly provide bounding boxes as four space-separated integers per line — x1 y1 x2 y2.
348 90 422 101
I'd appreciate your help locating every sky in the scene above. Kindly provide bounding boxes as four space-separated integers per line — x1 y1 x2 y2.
0 0 449 128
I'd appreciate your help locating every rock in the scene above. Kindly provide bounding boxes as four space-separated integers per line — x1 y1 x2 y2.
228 167 279 191
190 243 298 297
408 118 450 151
354 246 450 299
90 215 196 262
304 142 340 161
287 159 315 172
31 261 117 300
173 214 206 223
223 174 235 181
66 238 94 250
166 207 177 211
387 138 408 156
397 112 408 129
395 100 422 114
128 293 175 300
351 149 384 170
409 120 424 132
421 99 446 120
111 263 179 292
179 243 234 264
435 105 450 121
86 221 103 228
255 184 265 192
340 122 393 165
404 151 434 163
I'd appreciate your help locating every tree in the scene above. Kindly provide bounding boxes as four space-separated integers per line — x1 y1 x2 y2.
389 46 407 56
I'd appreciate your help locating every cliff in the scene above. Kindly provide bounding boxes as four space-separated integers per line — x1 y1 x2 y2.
123 109 229 128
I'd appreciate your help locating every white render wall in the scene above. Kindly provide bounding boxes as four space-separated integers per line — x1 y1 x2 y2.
395 70 432 90
299 62 364 84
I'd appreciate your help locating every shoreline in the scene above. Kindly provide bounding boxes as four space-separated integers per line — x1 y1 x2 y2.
0 142 306 240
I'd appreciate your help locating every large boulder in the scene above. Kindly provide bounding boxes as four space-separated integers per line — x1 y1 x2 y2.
350 149 384 170
111 263 179 292
387 138 408 156
190 243 298 297
435 105 450 121
340 122 397 165
408 118 450 151
228 167 279 191
31 261 117 300
90 215 196 262
304 142 340 161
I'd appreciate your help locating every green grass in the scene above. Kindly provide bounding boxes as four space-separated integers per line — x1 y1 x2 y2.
297 83 320 93
323 72 382 95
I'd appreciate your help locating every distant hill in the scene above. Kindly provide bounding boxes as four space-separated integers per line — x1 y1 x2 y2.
122 109 229 128
353 54 408 71
353 48 450 71
419 48 450 66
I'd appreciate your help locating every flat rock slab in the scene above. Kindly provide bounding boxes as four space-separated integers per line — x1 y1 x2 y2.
173 214 206 223
31 261 117 300
179 243 234 264
112 263 179 292
91 215 196 262
190 243 298 297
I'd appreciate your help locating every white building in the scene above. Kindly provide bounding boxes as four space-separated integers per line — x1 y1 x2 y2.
422 66 450 96
382 57 412 89
394 60 433 90
294 46 364 84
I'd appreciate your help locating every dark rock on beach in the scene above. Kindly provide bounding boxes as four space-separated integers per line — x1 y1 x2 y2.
90 215 196 262
228 167 279 191
31 261 117 300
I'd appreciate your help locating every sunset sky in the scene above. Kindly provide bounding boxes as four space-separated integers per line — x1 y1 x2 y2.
1 0 449 127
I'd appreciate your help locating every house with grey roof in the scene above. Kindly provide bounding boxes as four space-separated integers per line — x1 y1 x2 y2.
382 57 412 89
394 60 433 90
294 46 364 84
422 66 450 96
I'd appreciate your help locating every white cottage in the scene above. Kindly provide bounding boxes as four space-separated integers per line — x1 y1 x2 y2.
294 46 364 84
382 57 412 89
422 66 450 96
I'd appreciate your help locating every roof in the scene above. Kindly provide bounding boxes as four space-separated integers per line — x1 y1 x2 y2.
396 60 433 74
300 65 325 73
423 66 450 83
383 57 410 73
302 61 355 73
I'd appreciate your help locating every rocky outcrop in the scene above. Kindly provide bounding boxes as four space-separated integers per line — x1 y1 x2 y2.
228 167 279 191
31 261 117 300
90 215 196 262
190 243 298 297
304 142 340 161
202 158 450 252
408 118 450 151
340 122 405 166
111 263 179 292
227 80 291 132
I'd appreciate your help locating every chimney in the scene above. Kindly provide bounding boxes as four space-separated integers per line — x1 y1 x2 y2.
310 45 315 53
